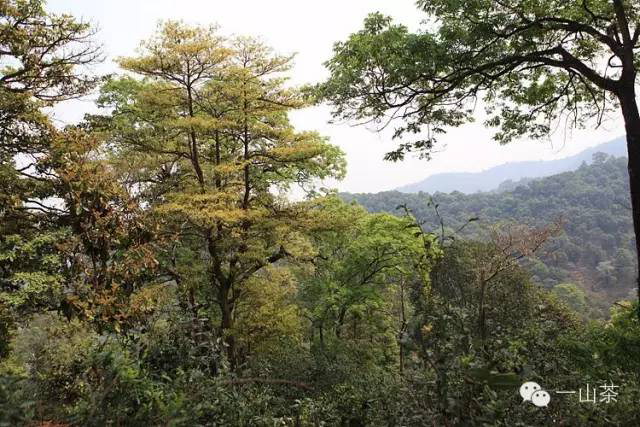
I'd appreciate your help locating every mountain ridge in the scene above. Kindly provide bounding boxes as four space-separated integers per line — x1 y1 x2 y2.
396 136 626 194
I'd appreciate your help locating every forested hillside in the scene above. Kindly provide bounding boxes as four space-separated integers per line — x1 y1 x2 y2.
2 2 640 426
343 154 636 316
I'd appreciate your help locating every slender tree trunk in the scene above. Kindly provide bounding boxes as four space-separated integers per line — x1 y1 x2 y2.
214 129 222 189
219 283 236 367
619 85 640 321
478 273 487 348
186 85 205 187
242 94 251 210
399 278 406 376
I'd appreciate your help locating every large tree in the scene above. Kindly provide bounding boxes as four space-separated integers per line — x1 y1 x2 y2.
319 1 640 317
0 0 101 345
95 22 345 366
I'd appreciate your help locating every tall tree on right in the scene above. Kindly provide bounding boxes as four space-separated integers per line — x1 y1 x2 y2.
319 1 640 317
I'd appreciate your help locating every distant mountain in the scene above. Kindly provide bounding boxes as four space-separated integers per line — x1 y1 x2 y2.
397 137 626 194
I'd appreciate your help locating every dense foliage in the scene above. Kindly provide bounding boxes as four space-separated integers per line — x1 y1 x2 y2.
1 1 639 426
343 155 636 318
318 0 640 323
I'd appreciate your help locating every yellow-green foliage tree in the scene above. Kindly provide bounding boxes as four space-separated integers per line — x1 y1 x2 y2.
94 21 345 365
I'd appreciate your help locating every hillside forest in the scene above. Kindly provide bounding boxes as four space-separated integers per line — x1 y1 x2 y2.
344 155 637 319
1 1 640 426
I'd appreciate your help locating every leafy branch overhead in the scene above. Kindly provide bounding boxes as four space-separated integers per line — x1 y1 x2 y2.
319 1 639 159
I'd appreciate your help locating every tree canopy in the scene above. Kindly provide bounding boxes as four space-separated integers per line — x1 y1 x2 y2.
320 1 638 157
1 2 639 426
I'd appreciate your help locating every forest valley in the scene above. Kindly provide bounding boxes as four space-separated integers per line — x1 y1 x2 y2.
1 1 639 426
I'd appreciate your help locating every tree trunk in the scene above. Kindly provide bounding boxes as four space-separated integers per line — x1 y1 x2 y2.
619 86 640 321
214 129 222 189
399 278 406 376
186 85 205 188
219 284 236 368
478 273 487 348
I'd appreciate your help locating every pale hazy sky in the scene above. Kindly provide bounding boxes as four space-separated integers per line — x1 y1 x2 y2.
48 0 625 193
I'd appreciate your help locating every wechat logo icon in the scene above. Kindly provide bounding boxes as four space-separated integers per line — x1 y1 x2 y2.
520 381 551 408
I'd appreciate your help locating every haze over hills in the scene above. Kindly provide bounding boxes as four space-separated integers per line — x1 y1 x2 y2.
397 136 626 194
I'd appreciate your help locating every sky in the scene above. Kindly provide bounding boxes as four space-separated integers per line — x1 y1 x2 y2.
47 0 625 194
